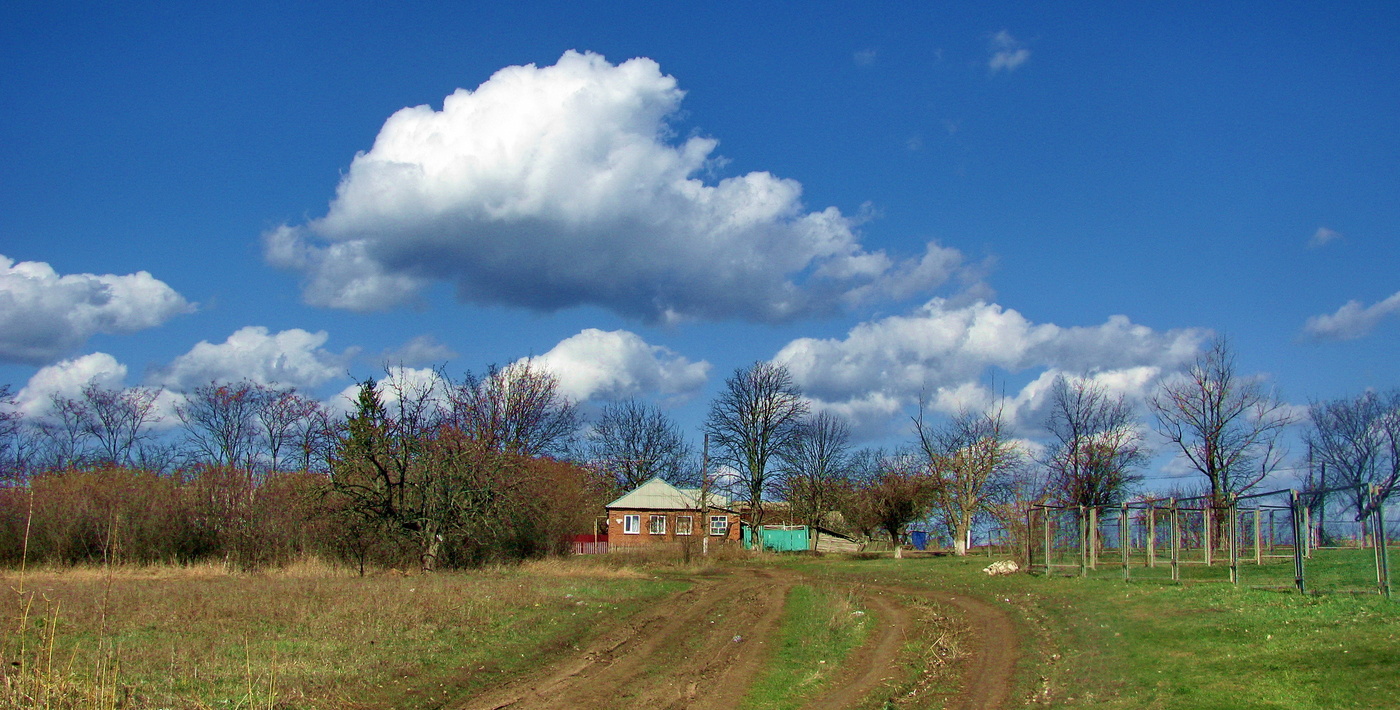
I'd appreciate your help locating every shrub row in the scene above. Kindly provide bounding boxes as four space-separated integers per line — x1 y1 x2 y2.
0 460 605 571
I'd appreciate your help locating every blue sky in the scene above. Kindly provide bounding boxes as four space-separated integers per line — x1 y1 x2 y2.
2 2 1397 486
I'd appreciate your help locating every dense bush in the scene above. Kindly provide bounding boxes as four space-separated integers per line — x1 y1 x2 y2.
0 457 606 571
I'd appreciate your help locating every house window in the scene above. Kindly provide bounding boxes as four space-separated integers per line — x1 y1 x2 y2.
709 515 729 536
649 514 667 535
676 516 693 535
623 514 640 534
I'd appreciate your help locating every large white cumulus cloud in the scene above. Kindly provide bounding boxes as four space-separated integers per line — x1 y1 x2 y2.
266 51 969 322
526 328 710 403
15 353 128 417
155 326 354 392
0 256 193 364
777 299 1207 433
15 352 184 427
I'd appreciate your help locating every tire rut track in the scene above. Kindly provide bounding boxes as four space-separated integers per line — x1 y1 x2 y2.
460 567 1019 710
463 568 796 710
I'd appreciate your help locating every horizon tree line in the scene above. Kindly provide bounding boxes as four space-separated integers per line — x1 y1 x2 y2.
0 335 1390 565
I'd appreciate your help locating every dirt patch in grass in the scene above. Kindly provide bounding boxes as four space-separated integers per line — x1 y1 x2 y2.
464 561 1022 710
464 566 799 710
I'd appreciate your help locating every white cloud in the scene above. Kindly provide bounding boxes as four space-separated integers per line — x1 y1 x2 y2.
15 352 128 417
381 334 458 367
1307 226 1342 249
853 49 878 66
156 326 354 392
329 365 448 417
1302 291 1400 341
777 299 1206 433
266 51 970 323
988 31 1031 72
525 328 710 403
15 352 184 427
0 256 193 364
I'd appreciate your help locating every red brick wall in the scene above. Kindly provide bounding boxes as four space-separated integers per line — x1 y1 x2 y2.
606 509 740 548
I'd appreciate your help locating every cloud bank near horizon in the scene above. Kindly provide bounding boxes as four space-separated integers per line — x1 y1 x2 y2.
776 298 1208 435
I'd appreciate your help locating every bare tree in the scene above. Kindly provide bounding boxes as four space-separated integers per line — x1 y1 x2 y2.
0 386 23 482
178 381 262 470
778 411 853 540
705 361 809 538
586 398 692 491
255 387 321 473
915 402 1022 555
984 458 1050 559
448 361 579 457
1307 389 1400 541
81 381 163 466
291 400 338 474
1150 337 1293 507
1377 390 1400 499
35 393 95 469
1045 375 1149 507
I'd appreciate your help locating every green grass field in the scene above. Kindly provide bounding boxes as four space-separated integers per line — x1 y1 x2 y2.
2 552 1397 709
797 553 1400 709
741 583 871 709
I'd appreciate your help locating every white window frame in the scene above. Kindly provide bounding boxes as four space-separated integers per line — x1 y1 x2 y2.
623 514 640 534
709 515 729 536
676 515 693 536
649 514 667 535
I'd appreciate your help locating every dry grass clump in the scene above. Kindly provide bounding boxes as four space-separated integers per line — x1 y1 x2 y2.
0 558 682 709
889 596 974 707
511 542 760 578
593 542 758 570
513 557 646 579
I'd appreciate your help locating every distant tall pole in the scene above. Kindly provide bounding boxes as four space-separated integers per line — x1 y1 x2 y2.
701 433 710 557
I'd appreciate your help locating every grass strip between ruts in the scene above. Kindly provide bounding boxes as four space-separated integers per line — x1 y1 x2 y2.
741 582 871 710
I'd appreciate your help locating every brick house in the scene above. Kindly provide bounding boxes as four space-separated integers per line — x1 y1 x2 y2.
605 478 741 550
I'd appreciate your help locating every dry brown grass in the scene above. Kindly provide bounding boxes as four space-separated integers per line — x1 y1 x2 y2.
512 557 647 579
0 557 685 709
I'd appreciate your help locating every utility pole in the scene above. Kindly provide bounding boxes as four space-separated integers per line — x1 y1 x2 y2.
701 433 710 557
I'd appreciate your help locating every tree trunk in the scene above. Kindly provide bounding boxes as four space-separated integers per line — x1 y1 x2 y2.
420 529 442 573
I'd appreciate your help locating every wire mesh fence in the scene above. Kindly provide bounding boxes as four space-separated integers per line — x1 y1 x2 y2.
1026 484 1395 598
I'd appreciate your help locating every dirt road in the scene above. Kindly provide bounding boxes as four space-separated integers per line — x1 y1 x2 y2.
462 566 1018 710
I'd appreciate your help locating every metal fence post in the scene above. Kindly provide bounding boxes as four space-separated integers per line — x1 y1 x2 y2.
1025 507 1034 573
1044 506 1053 575
1121 502 1131 581
1291 490 1306 595
1303 506 1313 559
1229 494 1239 585
1079 506 1088 577
1089 506 1099 570
1170 499 1180 583
1370 485 1390 600
1260 512 1271 565
1147 503 1157 568
1203 504 1213 567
